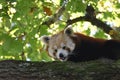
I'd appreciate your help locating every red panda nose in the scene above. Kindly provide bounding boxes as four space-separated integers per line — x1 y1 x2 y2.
59 53 64 58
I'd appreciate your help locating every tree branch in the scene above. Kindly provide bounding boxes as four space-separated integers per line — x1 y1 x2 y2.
66 5 120 39
67 5 113 34
42 0 68 26
0 60 120 80
42 4 120 39
67 16 113 34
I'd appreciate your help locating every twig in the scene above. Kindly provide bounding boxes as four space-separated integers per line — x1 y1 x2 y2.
42 0 68 26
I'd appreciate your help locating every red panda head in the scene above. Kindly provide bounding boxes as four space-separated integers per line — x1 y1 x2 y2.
41 26 75 61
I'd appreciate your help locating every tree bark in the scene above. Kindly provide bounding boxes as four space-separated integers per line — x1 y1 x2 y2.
0 59 120 80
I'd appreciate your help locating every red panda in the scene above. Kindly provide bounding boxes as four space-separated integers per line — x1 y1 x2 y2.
41 26 120 62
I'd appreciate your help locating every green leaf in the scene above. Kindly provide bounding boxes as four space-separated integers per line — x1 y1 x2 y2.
94 29 107 39
40 51 52 61
39 25 49 36
85 28 91 35
67 0 86 12
103 12 114 19
2 34 23 56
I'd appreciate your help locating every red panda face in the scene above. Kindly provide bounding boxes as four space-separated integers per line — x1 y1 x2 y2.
41 27 75 61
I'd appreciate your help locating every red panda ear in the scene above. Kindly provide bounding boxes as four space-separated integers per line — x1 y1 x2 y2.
64 25 73 36
40 35 50 45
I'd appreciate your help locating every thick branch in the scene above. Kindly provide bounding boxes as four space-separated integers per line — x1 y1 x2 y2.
0 60 120 80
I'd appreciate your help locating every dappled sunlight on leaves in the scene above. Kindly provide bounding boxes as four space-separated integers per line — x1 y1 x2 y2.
0 0 120 61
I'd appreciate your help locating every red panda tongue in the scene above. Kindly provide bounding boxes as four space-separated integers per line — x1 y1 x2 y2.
60 57 66 60
60 57 65 60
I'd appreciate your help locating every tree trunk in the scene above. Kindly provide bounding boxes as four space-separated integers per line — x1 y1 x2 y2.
0 59 120 80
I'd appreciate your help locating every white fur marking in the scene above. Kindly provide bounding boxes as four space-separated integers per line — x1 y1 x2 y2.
48 47 55 58
46 31 76 61
65 34 75 52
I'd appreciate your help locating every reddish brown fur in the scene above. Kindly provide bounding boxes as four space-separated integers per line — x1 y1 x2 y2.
67 32 120 62
43 30 120 62
71 33 106 46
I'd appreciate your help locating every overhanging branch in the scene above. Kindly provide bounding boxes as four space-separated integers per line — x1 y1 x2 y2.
67 16 113 34
66 5 120 39
42 4 120 39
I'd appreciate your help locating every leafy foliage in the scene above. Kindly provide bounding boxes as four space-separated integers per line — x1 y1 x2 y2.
0 0 120 61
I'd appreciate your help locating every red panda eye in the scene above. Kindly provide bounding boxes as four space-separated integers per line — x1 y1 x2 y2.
62 46 66 49
55 49 57 52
